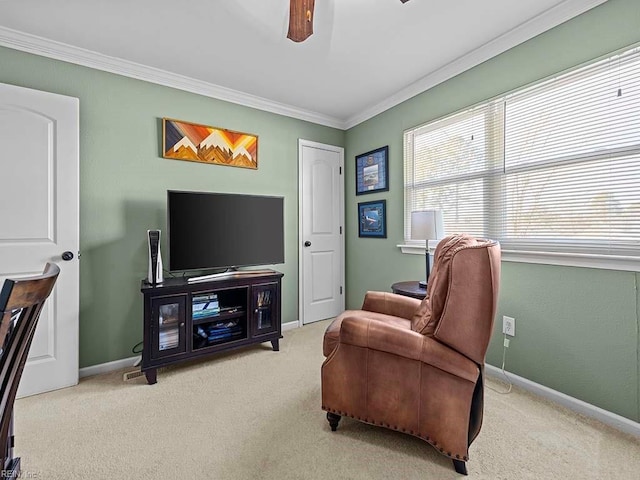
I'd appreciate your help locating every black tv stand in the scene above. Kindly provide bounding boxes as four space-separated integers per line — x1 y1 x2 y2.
140 270 283 384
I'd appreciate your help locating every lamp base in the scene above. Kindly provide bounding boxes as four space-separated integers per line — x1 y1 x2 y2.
418 280 427 289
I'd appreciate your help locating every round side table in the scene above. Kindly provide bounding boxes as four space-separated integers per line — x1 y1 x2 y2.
391 281 427 300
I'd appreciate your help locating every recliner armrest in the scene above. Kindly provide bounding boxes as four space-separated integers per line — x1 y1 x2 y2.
339 316 479 383
361 291 421 320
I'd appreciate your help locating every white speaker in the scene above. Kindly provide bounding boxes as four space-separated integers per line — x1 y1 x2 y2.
147 230 164 285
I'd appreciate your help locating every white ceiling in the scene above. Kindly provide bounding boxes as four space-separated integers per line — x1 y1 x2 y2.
0 0 606 128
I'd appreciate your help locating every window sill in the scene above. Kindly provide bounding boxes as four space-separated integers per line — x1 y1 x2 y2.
398 240 440 256
397 244 640 272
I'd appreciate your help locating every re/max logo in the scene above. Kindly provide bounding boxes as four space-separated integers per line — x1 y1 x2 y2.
1 471 40 479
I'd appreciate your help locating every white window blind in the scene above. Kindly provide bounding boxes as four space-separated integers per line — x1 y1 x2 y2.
404 46 640 258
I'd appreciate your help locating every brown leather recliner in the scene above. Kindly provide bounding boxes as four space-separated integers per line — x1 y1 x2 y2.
321 234 501 475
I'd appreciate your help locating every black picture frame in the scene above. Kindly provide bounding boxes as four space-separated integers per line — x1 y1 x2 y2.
358 200 387 238
355 146 389 195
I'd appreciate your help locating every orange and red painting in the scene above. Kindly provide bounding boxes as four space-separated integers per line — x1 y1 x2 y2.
163 118 258 169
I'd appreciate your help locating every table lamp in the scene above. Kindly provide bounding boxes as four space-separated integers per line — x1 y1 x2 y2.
411 210 445 288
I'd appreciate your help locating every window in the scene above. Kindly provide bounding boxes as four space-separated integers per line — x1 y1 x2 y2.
404 46 640 261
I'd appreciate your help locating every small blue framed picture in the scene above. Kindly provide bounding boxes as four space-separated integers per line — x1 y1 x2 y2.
355 146 389 195
358 200 387 238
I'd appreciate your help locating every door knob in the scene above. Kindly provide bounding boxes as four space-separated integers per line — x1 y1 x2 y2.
62 251 74 261
304 241 311 247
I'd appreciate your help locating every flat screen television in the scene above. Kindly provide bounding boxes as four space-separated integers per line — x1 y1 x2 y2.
167 190 284 272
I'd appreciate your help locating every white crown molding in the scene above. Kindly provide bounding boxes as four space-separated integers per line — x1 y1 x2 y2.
0 26 347 130
344 0 608 129
0 0 607 131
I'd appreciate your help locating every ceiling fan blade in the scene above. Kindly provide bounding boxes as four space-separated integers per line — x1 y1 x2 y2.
288 0 315 43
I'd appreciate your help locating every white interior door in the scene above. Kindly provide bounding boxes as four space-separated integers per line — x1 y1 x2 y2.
299 140 344 324
0 82 79 397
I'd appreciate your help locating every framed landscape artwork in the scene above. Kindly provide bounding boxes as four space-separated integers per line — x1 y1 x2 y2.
355 146 389 195
162 118 258 169
358 200 387 238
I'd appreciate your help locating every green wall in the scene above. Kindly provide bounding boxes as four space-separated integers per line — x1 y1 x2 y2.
1 0 638 424
345 0 640 422
0 46 344 368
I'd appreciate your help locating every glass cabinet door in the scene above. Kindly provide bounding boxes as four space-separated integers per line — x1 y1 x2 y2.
150 295 187 359
251 282 278 337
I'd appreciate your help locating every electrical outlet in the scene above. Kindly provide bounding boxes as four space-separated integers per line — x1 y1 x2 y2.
502 316 516 337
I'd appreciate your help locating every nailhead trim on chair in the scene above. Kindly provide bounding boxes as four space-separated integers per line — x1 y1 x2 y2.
321 406 469 462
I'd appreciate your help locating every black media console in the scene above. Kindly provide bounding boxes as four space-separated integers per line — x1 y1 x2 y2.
140 270 283 384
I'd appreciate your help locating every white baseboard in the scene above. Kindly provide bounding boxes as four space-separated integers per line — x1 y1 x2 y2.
80 324 301 378
485 364 640 438
81 341 639 438
79 356 139 379
282 321 299 332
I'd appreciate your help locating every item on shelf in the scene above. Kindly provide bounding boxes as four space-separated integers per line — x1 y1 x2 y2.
257 310 272 329
193 320 244 345
257 290 271 307
159 329 179 350
195 326 208 339
159 303 179 326
192 293 220 319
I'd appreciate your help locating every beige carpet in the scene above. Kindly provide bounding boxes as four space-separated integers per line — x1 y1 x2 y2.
14 319 640 479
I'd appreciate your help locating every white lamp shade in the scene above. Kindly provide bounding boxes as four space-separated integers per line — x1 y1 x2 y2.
411 210 445 241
